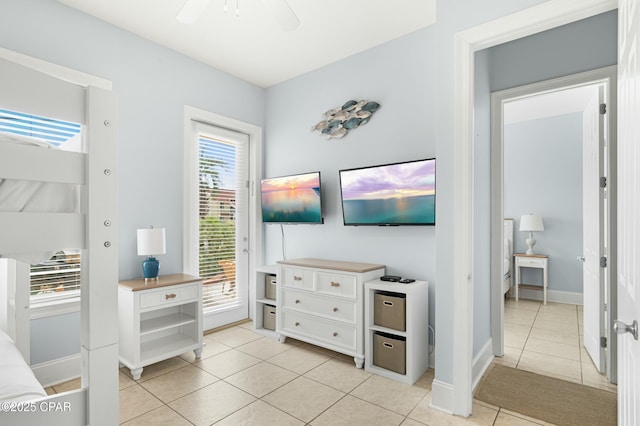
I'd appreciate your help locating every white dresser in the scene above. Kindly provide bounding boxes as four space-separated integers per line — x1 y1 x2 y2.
276 258 385 368
118 274 203 380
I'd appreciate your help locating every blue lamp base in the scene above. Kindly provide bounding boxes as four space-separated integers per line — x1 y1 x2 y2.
142 257 160 281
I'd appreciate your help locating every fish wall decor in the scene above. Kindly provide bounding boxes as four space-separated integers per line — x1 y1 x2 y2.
311 99 380 139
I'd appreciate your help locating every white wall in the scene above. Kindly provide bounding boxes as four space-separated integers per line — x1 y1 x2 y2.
504 113 584 294
0 0 265 364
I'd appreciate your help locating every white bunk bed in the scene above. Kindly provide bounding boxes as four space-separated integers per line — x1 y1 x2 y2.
503 218 514 295
0 53 117 425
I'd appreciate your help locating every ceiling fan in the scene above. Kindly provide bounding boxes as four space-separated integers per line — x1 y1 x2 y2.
176 0 301 31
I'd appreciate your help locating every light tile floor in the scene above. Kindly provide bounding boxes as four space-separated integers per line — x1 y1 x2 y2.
46 304 616 425
497 298 617 394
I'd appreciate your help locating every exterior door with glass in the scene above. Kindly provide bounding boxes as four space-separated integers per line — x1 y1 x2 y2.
186 121 250 331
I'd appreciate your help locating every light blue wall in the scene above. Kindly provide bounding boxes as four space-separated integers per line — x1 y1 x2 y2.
504 113 584 294
1 0 265 364
30 312 80 365
490 11 618 92
264 27 438 334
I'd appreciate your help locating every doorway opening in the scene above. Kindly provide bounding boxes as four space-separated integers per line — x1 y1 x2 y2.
490 67 617 389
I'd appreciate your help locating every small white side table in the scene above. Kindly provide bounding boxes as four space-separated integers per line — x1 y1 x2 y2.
514 253 549 305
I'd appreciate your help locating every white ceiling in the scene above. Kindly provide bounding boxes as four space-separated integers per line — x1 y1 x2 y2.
57 0 437 88
504 85 600 125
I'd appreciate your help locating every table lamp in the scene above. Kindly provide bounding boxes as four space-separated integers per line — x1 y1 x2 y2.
519 214 544 255
137 227 166 281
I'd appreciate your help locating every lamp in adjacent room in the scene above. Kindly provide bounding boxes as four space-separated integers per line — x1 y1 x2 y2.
519 214 544 255
137 227 166 281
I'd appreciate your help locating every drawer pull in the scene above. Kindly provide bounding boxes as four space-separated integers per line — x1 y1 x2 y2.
330 281 340 287
295 322 300 326
383 301 393 306
165 293 177 300
383 342 394 349
295 299 300 304
293 276 302 281
332 332 338 337
333 307 338 312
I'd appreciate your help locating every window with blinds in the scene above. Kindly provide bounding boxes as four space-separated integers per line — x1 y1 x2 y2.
198 134 240 310
1 108 82 303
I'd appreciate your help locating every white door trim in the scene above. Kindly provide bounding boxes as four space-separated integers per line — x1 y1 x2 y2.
451 0 617 416
182 105 264 325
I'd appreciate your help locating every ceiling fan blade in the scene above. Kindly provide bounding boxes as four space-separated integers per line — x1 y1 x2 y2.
262 0 300 32
176 0 212 24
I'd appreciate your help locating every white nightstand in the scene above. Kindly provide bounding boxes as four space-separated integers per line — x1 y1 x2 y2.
514 253 549 305
118 274 204 380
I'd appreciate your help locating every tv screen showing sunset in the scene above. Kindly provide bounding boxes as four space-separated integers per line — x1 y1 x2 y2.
261 172 322 223
339 159 435 225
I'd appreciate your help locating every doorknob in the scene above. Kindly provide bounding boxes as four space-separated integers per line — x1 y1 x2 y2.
576 256 585 262
614 319 638 340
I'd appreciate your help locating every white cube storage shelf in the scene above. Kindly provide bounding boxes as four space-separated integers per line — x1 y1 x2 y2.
364 279 429 384
253 264 283 340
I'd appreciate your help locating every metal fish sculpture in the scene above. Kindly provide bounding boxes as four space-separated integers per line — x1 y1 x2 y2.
327 127 347 139
341 100 358 110
311 120 329 132
312 99 381 139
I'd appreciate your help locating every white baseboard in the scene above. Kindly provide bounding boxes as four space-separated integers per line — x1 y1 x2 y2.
472 339 493 390
430 379 454 414
31 353 81 387
515 289 582 305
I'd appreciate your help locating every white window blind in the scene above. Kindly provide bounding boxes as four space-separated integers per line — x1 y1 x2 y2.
198 130 246 310
0 108 82 302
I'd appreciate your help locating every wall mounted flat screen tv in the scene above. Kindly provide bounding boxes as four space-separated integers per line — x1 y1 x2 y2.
261 171 323 224
339 158 436 226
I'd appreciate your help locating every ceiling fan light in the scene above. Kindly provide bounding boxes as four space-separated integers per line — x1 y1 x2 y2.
176 0 212 24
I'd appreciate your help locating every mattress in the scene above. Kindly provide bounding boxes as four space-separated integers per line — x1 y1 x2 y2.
0 329 46 402
0 133 79 264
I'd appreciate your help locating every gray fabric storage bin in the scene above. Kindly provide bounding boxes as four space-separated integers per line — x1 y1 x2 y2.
265 274 277 300
373 332 406 374
263 304 277 331
374 291 406 331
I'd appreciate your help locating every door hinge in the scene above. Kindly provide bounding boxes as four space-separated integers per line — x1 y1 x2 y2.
600 256 607 268
600 336 607 348
600 177 607 188
600 103 607 114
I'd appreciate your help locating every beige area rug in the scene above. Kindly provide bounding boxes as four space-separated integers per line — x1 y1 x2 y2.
475 364 616 426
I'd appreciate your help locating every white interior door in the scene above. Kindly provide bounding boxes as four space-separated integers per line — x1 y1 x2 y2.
616 1 640 424
582 87 606 373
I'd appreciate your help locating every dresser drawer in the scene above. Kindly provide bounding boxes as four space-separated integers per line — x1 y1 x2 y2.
139 283 199 309
282 268 315 291
316 272 357 299
281 311 356 351
517 257 546 268
282 289 357 324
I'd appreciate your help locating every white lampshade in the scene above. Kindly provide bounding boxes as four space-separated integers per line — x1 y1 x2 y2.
519 214 544 232
137 228 166 256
